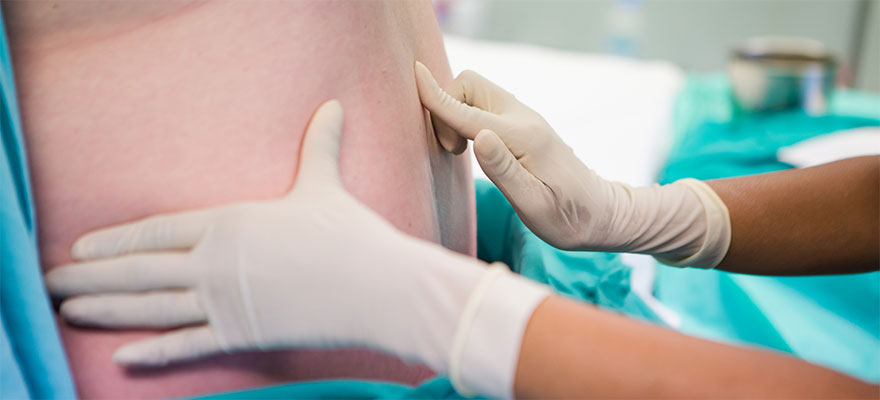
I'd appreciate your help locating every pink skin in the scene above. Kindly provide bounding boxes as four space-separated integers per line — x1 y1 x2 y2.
5 1 475 398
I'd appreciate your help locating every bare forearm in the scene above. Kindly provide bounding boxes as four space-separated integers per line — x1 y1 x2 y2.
707 156 879 275
514 296 877 398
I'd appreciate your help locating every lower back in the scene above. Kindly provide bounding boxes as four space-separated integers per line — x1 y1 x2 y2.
6 1 475 397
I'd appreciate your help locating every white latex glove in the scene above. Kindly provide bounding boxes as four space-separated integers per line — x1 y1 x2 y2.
415 62 731 267
45 100 550 398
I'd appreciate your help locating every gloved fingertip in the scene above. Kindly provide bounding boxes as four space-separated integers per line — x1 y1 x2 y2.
413 60 427 74
414 61 442 103
312 99 344 135
59 299 86 324
294 99 347 190
43 269 66 298
70 236 94 260
323 98 344 118
413 61 433 85
113 345 150 367
473 129 504 162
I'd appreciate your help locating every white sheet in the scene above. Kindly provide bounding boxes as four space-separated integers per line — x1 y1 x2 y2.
777 126 880 168
442 35 684 187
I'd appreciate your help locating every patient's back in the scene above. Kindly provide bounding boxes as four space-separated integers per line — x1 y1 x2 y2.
4 1 475 398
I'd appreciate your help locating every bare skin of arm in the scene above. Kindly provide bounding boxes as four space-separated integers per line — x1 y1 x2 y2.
514 296 878 398
708 155 879 276
510 157 880 397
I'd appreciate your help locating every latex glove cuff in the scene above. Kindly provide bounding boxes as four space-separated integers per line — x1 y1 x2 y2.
654 178 732 268
450 263 550 399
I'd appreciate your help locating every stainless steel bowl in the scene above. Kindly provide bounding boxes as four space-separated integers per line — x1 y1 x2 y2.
729 36 837 115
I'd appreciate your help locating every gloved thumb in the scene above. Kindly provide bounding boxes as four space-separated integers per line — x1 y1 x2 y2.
474 129 544 198
292 99 345 192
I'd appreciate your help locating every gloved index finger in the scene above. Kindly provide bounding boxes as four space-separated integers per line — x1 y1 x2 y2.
46 252 192 298
72 207 223 260
414 61 504 141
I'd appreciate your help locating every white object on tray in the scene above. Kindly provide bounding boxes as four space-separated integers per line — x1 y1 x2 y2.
777 126 880 168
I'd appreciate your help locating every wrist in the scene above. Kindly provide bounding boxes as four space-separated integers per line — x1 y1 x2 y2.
653 179 732 268
378 238 485 372
378 235 551 399
601 179 731 268
449 265 551 398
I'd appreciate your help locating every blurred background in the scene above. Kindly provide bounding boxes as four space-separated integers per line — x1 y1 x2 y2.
435 0 879 91
432 3 880 328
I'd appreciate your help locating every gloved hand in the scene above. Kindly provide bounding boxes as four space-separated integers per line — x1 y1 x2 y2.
45 100 550 398
415 62 731 267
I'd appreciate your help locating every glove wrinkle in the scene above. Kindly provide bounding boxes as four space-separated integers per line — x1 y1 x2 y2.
414 63 732 267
